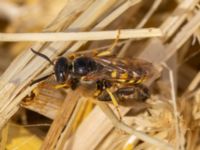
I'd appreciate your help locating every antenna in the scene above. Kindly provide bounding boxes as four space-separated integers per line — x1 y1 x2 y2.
30 72 55 86
31 48 54 65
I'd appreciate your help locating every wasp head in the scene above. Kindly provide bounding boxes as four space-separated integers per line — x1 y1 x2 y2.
54 57 70 83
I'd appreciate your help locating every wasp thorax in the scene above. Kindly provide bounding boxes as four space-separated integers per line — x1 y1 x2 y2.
54 57 70 83
73 56 99 76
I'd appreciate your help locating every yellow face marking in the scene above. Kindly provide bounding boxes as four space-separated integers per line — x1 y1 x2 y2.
111 70 117 78
120 72 128 79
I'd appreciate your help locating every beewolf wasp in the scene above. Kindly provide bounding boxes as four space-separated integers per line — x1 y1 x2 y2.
30 39 157 118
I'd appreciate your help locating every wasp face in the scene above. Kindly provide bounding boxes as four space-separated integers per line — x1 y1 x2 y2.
73 56 99 76
54 57 70 83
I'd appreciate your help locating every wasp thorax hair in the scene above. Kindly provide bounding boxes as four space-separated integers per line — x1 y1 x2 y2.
73 56 100 76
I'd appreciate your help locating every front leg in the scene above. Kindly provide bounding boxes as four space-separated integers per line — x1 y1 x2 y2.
54 77 80 90
70 78 80 90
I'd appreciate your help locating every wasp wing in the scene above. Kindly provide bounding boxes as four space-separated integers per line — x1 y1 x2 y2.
82 56 158 84
67 49 115 60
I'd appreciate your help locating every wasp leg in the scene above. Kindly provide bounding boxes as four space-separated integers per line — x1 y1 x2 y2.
68 30 120 59
70 78 80 90
105 88 122 120
96 30 121 57
95 79 122 120
68 48 113 59
67 30 121 59
106 30 121 53
55 78 80 90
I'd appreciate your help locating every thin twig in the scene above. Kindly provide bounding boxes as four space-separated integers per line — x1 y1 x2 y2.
0 28 162 42
97 102 174 150
186 71 200 92
162 63 183 150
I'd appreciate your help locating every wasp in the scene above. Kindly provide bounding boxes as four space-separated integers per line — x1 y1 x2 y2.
30 47 157 117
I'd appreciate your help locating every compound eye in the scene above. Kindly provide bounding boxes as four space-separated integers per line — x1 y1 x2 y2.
54 57 69 83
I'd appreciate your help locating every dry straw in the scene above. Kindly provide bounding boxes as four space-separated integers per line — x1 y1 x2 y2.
0 0 200 150
0 29 162 42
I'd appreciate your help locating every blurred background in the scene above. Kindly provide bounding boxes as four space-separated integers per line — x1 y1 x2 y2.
0 0 66 73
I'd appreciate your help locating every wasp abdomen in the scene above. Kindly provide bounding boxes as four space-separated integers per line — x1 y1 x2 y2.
97 84 150 103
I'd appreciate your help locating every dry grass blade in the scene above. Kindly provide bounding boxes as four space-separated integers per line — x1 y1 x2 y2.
186 72 200 92
139 0 199 62
163 11 200 62
0 0 200 149
161 0 199 38
41 90 80 150
0 0 122 130
55 99 87 150
45 0 94 31
0 123 9 150
162 63 183 150
63 0 141 54
119 0 162 57
21 82 65 119
97 102 173 150
0 28 162 42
